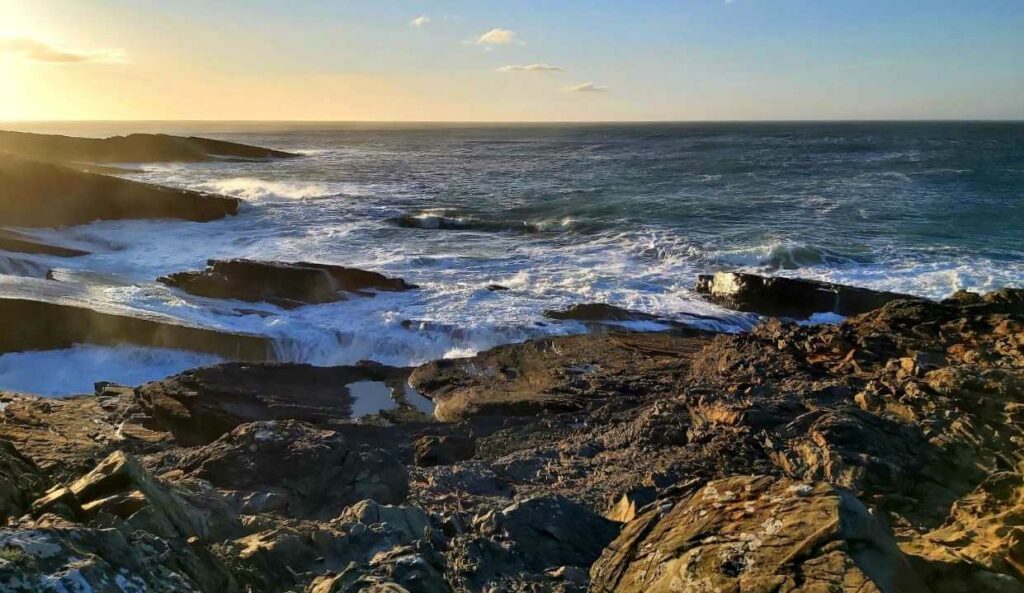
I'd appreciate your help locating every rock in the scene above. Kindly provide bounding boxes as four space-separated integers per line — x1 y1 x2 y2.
0 152 239 227
604 486 656 523
486 284 510 292
160 259 416 308
0 129 297 163
339 500 432 541
696 271 924 318
0 524 238 593
543 303 661 323
174 420 408 518
0 439 48 523
0 229 88 257
134 361 409 444
409 331 711 421
0 296 271 359
477 496 619 572
414 435 476 467
590 475 928 593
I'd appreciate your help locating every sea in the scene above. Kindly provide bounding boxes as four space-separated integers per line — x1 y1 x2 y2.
1 121 1022 396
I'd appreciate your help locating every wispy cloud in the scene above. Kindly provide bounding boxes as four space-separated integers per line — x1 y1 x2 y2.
409 15 430 27
497 63 562 73
564 82 608 93
475 28 524 45
0 36 127 64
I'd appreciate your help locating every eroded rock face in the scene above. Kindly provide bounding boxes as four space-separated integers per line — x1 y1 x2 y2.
590 475 927 593
0 439 48 523
0 152 239 227
160 259 416 308
409 331 712 421
134 361 409 445
173 421 409 519
696 271 922 318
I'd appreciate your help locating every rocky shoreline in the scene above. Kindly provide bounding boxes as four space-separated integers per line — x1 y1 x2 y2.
0 282 1020 592
1 131 1022 592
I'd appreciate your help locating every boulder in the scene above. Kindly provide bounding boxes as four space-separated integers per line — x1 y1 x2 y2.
0 439 48 523
543 303 660 323
696 271 923 318
174 420 409 518
159 259 416 308
0 152 239 227
409 331 712 421
413 435 476 467
0 130 297 163
134 361 409 444
0 524 237 593
590 475 928 593
0 297 271 360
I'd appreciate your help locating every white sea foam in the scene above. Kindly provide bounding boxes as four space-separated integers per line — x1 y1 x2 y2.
200 177 335 201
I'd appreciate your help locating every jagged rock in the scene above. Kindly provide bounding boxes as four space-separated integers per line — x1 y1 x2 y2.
414 435 476 467
903 469 1024 591
0 297 271 359
0 130 297 163
135 362 409 445
174 421 408 518
160 259 416 308
339 500 432 542
696 271 923 318
543 303 661 323
605 486 656 523
0 523 238 593
409 331 711 421
0 439 48 523
590 475 927 593
0 152 239 227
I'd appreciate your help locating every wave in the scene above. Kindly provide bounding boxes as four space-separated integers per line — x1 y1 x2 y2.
0 256 51 278
200 177 335 201
710 242 871 270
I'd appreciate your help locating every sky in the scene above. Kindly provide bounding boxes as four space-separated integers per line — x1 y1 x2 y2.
0 0 1022 122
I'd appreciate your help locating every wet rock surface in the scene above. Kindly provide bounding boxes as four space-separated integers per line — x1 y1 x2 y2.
0 229 88 257
160 258 417 308
0 284 1020 592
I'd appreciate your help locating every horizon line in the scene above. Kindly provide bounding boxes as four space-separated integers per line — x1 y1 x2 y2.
2 118 1023 125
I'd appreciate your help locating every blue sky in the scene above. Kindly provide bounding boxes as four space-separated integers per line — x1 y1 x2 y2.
1 0 1022 120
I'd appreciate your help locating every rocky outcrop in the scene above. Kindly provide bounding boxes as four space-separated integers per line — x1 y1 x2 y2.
160 259 416 308
0 152 239 227
0 130 297 163
590 475 927 592
0 439 48 523
696 271 923 318
0 229 88 257
0 297 271 360
409 330 712 421
134 362 410 445
170 421 409 519
543 303 661 323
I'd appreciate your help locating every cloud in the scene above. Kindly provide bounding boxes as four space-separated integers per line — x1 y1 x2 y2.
564 82 608 93
476 28 523 45
497 63 562 73
0 37 127 64
409 15 430 27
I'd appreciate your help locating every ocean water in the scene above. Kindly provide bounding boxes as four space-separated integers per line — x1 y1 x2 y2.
2 121 1023 395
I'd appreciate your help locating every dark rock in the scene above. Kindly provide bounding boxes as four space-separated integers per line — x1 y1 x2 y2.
0 152 239 227
160 259 416 308
0 130 297 163
486 284 509 292
543 303 659 323
0 229 88 257
590 475 928 593
413 436 476 467
0 297 271 360
174 421 409 518
696 271 924 318
134 361 409 445
0 439 48 523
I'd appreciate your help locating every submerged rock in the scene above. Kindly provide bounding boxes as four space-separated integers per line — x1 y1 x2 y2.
0 152 239 227
543 303 661 323
0 130 297 163
696 271 923 318
0 229 88 257
590 475 927 593
160 259 416 308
